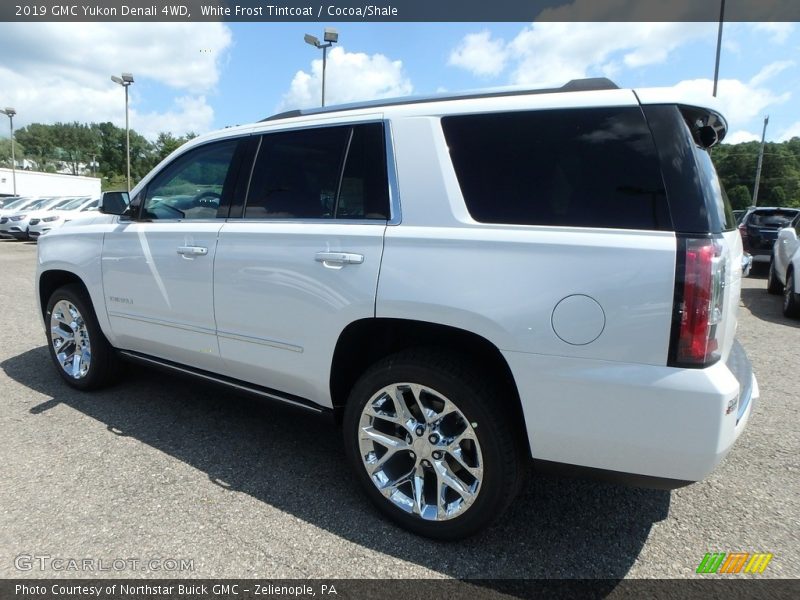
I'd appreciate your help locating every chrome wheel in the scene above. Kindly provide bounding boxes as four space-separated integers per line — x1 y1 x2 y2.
50 300 92 379
357 383 483 521
785 274 793 312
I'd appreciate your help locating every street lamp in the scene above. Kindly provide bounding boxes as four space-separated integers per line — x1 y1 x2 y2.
111 72 134 191
304 28 339 107
0 107 16 195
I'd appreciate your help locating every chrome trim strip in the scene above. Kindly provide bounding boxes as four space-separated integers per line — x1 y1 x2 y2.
107 312 304 352
118 351 323 413
217 330 303 353
220 218 387 225
107 311 216 335
122 218 226 224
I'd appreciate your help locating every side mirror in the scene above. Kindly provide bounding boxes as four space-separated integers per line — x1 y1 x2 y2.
99 191 130 215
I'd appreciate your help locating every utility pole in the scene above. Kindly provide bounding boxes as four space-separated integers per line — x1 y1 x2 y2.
752 115 769 206
713 0 726 97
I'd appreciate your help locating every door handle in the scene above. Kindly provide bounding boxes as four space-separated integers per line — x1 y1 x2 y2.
315 251 364 265
177 245 208 256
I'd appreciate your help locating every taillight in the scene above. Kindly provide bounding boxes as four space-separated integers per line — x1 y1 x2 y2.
668 236 726 368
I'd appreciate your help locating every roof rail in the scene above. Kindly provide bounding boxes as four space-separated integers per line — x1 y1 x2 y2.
262 77 620 122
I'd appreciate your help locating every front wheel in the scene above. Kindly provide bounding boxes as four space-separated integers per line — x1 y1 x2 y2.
343 350 524 540
784 271 800 318
45 284 123 390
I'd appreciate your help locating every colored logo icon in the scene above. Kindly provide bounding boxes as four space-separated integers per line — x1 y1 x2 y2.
697 552 773 574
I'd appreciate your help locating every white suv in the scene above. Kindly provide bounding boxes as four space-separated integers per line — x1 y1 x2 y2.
36 78 757 539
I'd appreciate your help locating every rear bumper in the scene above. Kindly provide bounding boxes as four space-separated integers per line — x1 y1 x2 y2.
504 339 757 483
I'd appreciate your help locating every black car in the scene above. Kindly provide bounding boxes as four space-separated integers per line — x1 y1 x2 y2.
738 207 800 264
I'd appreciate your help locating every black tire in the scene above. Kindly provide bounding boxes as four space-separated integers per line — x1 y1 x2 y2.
45 283 123 390
767 261 783 295
783 270 800 319
342 349 525 540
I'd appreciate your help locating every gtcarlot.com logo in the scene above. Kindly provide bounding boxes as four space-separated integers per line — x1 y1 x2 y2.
14 554 194 573
696 552 773 574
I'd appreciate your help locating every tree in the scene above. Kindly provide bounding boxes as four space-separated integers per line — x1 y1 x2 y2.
51 122 101 175
713 140 800 208
0 138 25 168
15 123 56 171
726 184 751 210
153 131 197 163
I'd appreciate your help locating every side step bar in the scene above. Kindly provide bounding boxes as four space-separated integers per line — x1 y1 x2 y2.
118 350 327 414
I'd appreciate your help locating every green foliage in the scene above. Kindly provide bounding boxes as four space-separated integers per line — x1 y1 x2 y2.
713 138 800 208
726 184 752 210
12 121 196 188
0 138 24 167
15 123 56 170
153 131 198 164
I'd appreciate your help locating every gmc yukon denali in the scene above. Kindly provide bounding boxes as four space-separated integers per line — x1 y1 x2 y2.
36 78 758 539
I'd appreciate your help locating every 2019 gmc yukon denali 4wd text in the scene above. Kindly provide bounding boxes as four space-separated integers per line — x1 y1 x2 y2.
36 78 758 540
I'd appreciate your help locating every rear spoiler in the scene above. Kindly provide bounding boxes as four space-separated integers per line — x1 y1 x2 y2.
677 105 727 148
635 88 728 148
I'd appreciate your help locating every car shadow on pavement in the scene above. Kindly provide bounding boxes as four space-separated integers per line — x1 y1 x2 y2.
3 346 669 583
740 276 800 329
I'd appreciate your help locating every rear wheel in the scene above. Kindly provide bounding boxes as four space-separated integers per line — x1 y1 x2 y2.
45 284 123 390
767 261 783 295
343 349 524 540
783 271 800 318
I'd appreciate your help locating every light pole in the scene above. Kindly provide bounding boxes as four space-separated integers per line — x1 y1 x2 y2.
304 28 339 107
712 0 726 97
111 72 134 191
0 107 17 195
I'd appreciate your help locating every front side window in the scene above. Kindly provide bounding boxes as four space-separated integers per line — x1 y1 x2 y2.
142 140 238 220
244 123 389 220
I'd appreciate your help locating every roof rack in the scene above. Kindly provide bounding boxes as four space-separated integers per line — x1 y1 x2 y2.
262 77 619 122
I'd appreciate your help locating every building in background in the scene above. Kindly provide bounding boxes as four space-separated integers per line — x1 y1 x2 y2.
0 168 100 198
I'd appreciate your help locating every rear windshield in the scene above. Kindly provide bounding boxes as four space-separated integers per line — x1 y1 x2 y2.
747 209 799 228
441 107 670 230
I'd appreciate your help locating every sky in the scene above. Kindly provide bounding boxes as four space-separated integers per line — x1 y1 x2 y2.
0 21 797 144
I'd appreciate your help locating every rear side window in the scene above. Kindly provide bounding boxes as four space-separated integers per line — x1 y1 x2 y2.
692 144 735 231
244 123 389 220
441 108 670 230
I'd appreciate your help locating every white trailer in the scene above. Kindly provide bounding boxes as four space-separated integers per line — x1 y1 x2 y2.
0 168 101 198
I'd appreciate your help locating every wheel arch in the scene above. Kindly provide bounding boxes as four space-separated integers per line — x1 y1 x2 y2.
329 317 530 453
38 270 90 320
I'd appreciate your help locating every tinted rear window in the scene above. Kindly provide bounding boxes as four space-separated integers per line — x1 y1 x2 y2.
441 107 670 230
746 209 799 228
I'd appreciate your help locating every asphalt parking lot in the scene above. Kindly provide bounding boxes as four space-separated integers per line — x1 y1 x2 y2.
0 239 798 581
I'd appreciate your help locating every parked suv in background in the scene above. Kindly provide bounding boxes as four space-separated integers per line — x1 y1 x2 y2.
768 214 800 317
738 207 800 264
36 78 757 539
